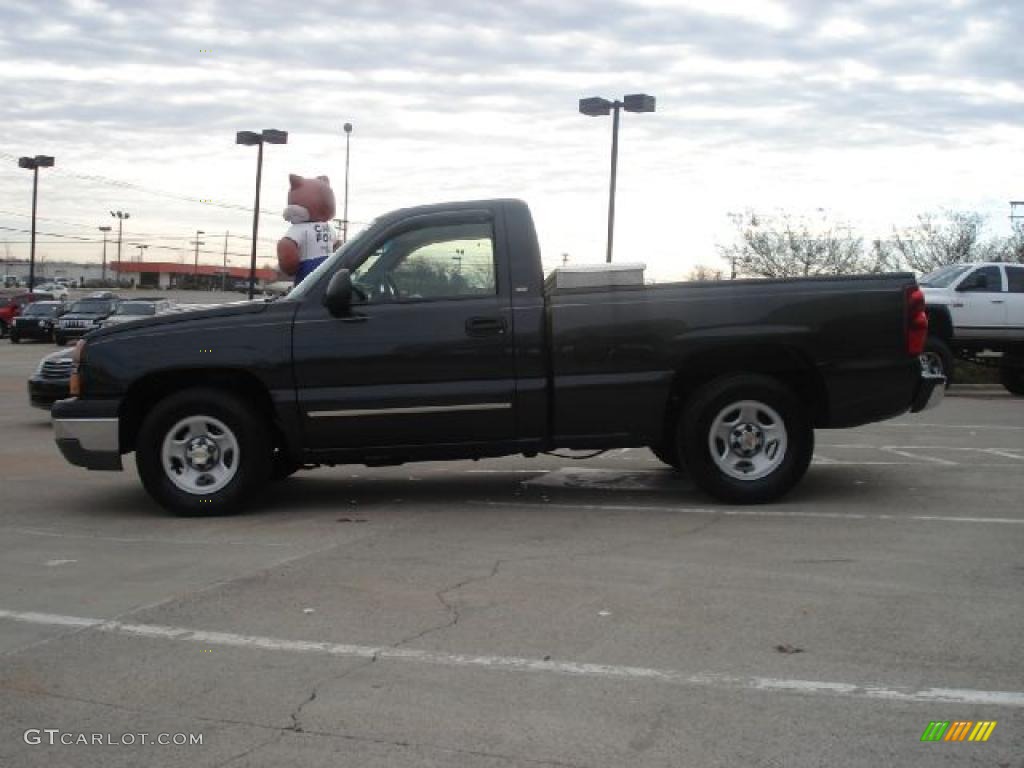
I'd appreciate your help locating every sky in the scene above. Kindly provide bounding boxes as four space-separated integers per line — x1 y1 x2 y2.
0 0 1022 280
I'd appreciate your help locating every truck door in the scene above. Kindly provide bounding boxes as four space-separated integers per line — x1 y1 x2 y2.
1003 265 1024 338
291 212 517 452
952 265 1006 339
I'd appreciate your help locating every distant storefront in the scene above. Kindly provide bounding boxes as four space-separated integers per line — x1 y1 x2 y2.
112 262 279 290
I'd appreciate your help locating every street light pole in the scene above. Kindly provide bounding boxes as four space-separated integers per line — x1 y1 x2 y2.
98 226 111 284
110 210 129 287
578 94 656 263
222 230 229 291
236 129 287 300
17 155 55 291
606 103 620 265
342 122 353 243
136 244 149 262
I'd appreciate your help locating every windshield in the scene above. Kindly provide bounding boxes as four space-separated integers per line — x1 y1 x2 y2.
24 303 59 317
69 300 114 314
115 303 156 316
919 264 971 288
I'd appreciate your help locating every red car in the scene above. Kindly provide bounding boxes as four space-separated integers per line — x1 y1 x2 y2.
0 291 55 338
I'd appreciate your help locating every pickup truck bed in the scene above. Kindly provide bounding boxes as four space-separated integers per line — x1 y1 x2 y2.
52 199 943 515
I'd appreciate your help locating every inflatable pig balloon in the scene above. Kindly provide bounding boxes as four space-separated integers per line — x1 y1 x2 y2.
277 174 337 283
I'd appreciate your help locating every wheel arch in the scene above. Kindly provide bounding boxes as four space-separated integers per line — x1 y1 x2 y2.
119 368 285 455
663 344 829 442
925 305 954 342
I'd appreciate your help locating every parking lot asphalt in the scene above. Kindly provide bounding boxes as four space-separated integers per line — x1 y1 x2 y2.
0 334 1022 767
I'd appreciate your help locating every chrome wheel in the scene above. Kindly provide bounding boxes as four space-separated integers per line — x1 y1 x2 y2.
920 351 944 377
160 415 240 495
707 400 788 481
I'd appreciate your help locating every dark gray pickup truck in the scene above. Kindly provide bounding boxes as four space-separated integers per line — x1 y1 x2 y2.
52 199 942 515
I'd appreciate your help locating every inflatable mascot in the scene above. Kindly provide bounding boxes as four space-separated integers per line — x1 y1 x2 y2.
277 174 337 284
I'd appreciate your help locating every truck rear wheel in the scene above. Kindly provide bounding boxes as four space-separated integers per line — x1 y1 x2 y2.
679 375 813 504
650 443 683 472
921 336 953 387
1000 364 1024 397
136 388 272 516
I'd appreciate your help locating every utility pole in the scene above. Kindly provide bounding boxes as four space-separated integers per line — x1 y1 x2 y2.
111 211 129 287
342 122 352 243
98 226 111 284
222 231 229 291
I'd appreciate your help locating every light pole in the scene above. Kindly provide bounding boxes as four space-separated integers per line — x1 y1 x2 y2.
579 94 656 263
110 211 129 286
17 154 55 291
342 122 352 243
98 225 111 284
136 244 149 262
236 128 288 299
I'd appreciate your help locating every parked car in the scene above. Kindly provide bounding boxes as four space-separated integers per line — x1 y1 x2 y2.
28 346 74 409
2 275 20 288
99 299 175 328
52 199 943 516
9 301 65 343
54 296 120 345
0 291 56 338
920 262 1024 395
34 282 69 300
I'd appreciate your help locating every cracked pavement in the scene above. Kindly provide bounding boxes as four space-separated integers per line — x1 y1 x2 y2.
1 341 1023 766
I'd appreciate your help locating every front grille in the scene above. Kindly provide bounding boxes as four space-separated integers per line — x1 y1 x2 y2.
61 320 88 329
41 360 73 380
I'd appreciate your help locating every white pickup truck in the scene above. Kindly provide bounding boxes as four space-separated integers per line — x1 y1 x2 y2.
920 262 1024 395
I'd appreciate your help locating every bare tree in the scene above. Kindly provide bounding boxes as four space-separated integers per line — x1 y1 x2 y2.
987 222 1024 264
719 210 866 279
890 210 984 273
687 264 723 281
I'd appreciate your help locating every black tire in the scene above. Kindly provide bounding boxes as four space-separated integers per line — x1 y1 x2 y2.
9 332 19 344
54 334 65 346
650 442 683 472
0 320 7 339
1000 364 1024 397
270 447 301 481
922 336 954 387
678 374 813 505
135 388 272 516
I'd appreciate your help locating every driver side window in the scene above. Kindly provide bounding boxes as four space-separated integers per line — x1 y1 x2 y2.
352 222 496 303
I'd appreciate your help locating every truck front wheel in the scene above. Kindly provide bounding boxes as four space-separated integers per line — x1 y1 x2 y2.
136 388 272 516
1000 364 1024 397
679 375 813 504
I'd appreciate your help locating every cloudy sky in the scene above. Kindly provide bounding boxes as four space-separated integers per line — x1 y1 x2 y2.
0 0 1021 280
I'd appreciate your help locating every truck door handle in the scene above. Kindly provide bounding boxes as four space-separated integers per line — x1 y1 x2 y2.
465 316 506 336
990 299 1005 304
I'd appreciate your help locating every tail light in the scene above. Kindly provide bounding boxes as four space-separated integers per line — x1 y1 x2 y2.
905 285 927 356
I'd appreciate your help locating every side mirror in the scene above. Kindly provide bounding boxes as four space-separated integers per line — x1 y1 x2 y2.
324 269 354 316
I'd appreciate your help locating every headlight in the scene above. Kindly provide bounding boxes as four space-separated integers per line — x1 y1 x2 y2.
40 320 51 329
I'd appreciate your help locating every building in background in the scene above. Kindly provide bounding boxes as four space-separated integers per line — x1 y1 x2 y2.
112 262 278 291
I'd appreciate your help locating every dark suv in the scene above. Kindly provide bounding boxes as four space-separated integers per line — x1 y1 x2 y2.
54 296 119 345
0 291 55 338
10 301 64 343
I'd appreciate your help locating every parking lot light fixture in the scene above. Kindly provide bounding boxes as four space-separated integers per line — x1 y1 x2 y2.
237 129 288 299
110 210 130 281
578 94 656 263
18 154 55 291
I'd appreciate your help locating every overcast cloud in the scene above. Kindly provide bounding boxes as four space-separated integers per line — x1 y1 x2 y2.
1 0 1021 277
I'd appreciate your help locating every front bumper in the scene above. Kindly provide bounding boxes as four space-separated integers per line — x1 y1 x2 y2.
28 376 70 409
51 398 122 470
910 369 945 413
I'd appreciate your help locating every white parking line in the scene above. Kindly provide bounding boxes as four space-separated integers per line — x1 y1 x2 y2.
883 423 1024 431
1 608 1021 708
474 501 1024 525
879 447 958 465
